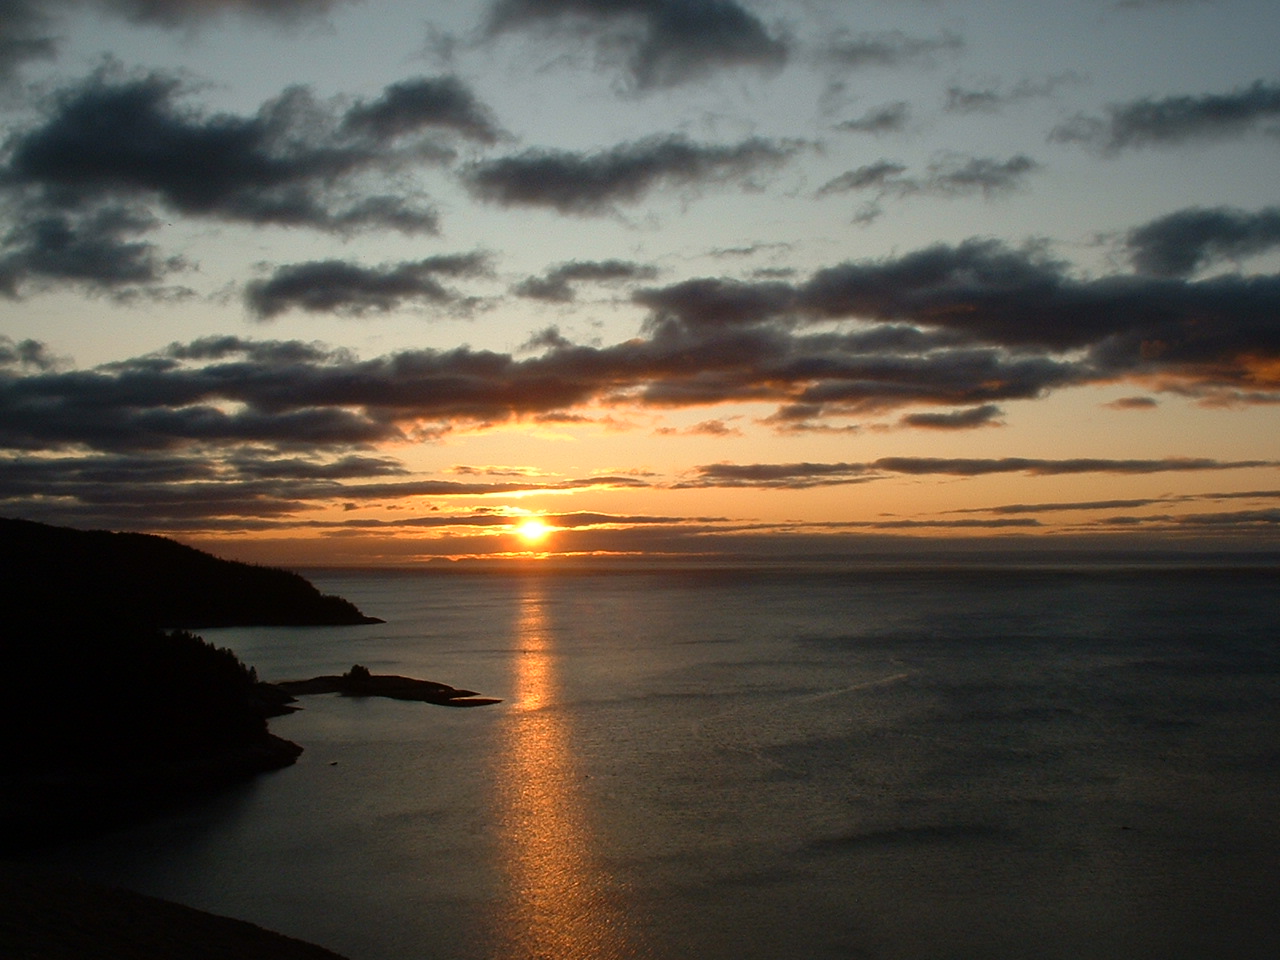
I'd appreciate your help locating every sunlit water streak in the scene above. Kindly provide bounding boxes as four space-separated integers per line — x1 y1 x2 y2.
493 579 639 960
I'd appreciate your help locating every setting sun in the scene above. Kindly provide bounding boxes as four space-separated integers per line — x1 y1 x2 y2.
515 519 554 545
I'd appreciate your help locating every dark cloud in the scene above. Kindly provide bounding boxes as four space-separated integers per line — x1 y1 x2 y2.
1051 80 1280 152
486 0 788 89
819 30 963 70
92 0 345 27
0 335 57 369
792 240 1280 384
899 404 1003 430
945 86 1002 114
0 0 357 87
1 67 457 247
1105 395 1158 410
631 238 1280 411
684 456 1276 489
0 446 650 530
3 236 1280 470
1124 206 1280 277
0 202 186 296
245 253 489 318
955 488 1280 516
462 135 797 214
924 154 1039 197
635 275 797 328
835 102 910 135
0 0 57 87
817 155 1039 201
515 258 658 301
961 497 1170 515
944 74 1083 114
816 161 907 196
873 456 1274 476
630 238 1280 414
341 76 503 144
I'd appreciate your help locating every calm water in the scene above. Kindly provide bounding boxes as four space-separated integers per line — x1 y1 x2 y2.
25 563 1280 960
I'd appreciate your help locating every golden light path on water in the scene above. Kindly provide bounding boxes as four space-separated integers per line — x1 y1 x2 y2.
494 578 640 960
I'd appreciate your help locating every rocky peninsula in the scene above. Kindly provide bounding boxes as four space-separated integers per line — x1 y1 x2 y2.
278 664 502 707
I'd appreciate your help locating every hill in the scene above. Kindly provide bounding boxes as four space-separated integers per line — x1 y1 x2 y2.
0 517 380 628
0 518 380 851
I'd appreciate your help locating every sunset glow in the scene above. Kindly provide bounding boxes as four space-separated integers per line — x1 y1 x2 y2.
515 519 554 546
0 0 1276 566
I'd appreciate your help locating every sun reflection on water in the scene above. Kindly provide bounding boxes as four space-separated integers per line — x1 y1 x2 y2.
495 580 639 960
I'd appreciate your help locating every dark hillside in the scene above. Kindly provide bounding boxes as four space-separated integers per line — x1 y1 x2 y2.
0 518 379 850
0 517 380 627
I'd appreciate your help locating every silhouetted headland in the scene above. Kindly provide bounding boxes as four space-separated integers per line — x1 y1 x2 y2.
0 518 382 852
0 517 382 628
279 664 502 707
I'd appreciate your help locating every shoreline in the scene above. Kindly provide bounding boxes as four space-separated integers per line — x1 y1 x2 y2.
0 734 302 856
0 861 350 960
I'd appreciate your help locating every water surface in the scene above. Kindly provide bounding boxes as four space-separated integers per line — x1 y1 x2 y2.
26 564 1280 960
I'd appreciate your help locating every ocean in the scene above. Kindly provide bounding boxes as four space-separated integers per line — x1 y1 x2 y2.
22 561 1280 960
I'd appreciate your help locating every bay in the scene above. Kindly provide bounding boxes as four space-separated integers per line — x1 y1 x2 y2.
23 563 1280 960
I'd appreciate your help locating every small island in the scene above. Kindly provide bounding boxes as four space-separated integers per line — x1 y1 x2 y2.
277 664 501 707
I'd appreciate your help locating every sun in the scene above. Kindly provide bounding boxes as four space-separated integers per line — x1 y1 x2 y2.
515 518 554 545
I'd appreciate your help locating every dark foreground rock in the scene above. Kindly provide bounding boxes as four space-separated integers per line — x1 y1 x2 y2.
277 664 502 707
0 862 350 960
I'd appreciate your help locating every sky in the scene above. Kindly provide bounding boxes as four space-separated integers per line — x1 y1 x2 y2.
1 0 1279 566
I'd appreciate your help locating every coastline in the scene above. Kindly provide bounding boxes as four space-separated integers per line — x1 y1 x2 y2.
0 734 303 856
0 861 350 960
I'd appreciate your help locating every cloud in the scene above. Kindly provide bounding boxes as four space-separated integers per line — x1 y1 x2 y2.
341 75 503 144
0 66 494 267
899 404 1004 430
1051 80 1280 152
816 161 907 196
921 154 1040 197
462 134 798 214
683 456 1276 489
817 155 1039 201
1104 395 1158 410
0 202 186 296
792 239 1280 380
4 236 1280 466
245 253 489 318
634 275 798 328
944 74 1084 114
0 0 353 87
654 418 741 437
93 0 346 26
834 102 910 135
1124 206 1280 277
954 488 1280 516
515 258 658 301
0 446 651 530
485 0 787 89
0 0 57 87
0 335 58 370
819 30 963 70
